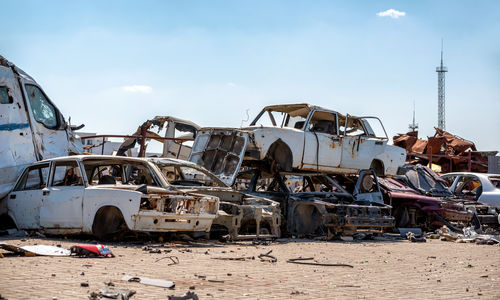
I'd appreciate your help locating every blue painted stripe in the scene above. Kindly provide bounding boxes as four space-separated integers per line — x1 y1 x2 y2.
0 123 29 131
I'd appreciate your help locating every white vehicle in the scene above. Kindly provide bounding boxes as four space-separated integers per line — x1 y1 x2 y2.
189 103 406 185
0 55 82 203
441 172 500 209
6 155 219 239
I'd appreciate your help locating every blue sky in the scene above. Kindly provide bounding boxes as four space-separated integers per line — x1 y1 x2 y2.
2 0 499 151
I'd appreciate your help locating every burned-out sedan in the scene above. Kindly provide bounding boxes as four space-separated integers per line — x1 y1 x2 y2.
235 169 394 238
7 155 219 239
149 158 281 240
378 176 472 230
396 165 498 228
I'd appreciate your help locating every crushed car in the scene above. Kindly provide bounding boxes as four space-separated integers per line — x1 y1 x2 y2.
189 103 406 185
377 176 472 231
397 165 499 229
234 169 394 238
441 172 500 209
6 155 219 239
149 157 281 240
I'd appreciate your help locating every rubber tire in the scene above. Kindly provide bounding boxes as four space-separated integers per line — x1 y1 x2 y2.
92 206 126 241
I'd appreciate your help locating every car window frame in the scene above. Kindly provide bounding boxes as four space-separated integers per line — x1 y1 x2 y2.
13 162 51 191
24 83 62 130
304 109 339 136
48 159 86 187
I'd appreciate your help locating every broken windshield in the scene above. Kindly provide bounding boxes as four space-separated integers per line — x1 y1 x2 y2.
250 109 307 129
339 116 387 139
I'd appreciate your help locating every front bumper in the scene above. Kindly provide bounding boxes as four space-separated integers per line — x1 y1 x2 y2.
132 211 216 232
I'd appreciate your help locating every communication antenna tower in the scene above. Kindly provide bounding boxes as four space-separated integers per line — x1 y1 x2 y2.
436 39 448 130
408 100 418 132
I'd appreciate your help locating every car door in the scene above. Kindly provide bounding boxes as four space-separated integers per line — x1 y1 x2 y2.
340 115 380 170
7 163 50 229
302 110 341 170
39 160 85 229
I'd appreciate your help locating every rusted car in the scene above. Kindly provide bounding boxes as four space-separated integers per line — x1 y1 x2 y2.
6 155 219 239
378 176 472 230
396 164 498 229
117 116 199 160
234 169 394 238
149 158 281 240
189 103 406 185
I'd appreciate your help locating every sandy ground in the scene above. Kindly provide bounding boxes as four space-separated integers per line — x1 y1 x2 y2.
0 235 499 300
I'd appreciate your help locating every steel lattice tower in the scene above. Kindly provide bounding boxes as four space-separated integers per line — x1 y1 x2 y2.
436 40 447 130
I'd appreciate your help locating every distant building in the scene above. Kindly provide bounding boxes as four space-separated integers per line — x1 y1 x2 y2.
77 132 163 157
77 132 138 156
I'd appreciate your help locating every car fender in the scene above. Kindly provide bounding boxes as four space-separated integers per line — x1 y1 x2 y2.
82 188 142 233
373 145 406 176
251 128 304 167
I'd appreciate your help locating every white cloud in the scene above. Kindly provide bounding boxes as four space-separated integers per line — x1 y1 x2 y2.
226 82 237 87
122 85 152 93
376 9 406 19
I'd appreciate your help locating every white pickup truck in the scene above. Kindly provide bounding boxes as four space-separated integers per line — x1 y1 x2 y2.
190 103 406 185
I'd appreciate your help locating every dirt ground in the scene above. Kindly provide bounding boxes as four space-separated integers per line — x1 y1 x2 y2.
0 235 499 300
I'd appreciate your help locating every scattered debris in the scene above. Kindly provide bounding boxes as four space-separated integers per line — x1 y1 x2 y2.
121 275 175 289
258 250 277 263
168 291 199 300
95 285 136 300
211 256 255 261
154 256 179 265
0 243 71 256
399 228 422 238
406 232 426 243
291 290 308 295
437 226 500 244
207 279 225 283
142 246 169 254
286 257 354 268
70 245 115 258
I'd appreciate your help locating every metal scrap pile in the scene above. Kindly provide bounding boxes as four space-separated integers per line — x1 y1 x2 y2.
393 128 497 173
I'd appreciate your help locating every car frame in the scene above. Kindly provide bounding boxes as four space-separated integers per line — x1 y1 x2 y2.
234 168 394 237
149 157 281 240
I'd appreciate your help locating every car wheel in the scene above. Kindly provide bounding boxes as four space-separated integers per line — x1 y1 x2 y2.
92 206 127 241
394 206 428 229
370 160 384 177
291 204 322 235
266 141 293 173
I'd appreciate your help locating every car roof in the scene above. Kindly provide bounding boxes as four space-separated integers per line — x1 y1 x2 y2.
37 155 152 164
442 172 500 178
261 103 345 118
